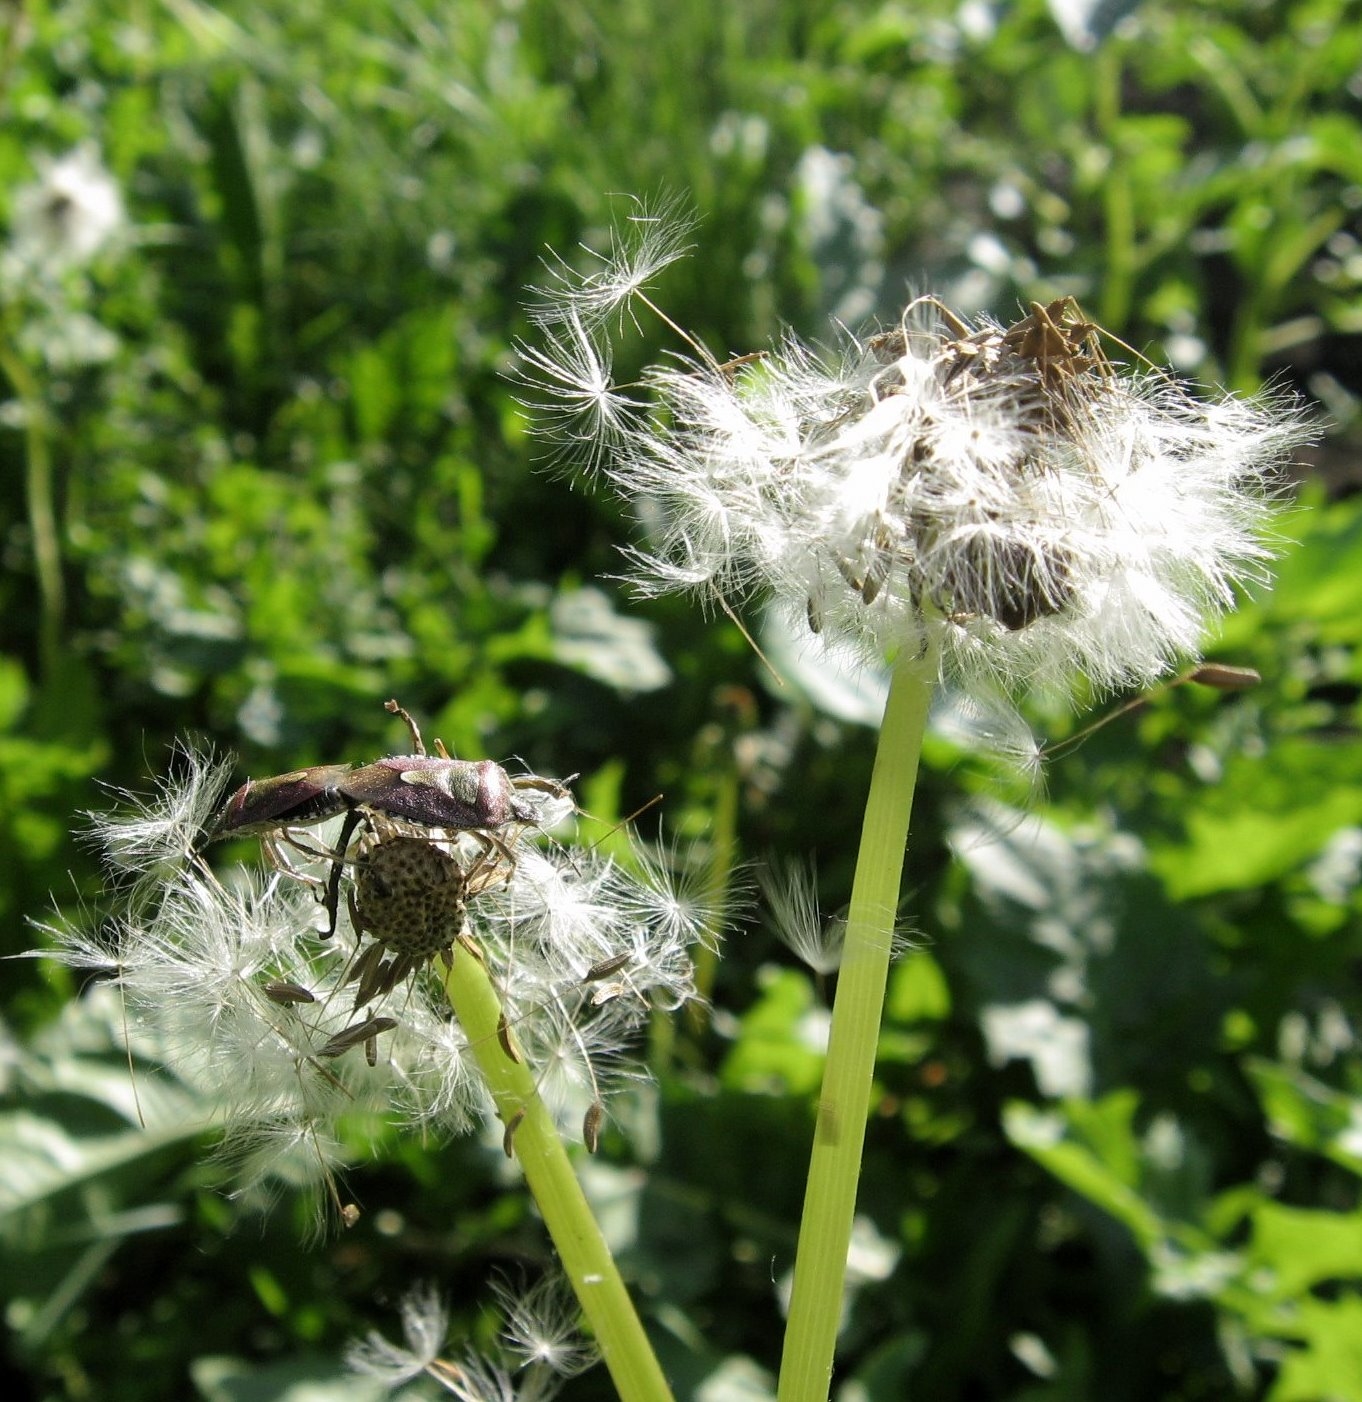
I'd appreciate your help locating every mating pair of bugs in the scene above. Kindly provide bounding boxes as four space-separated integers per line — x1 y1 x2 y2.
207 700 570 1008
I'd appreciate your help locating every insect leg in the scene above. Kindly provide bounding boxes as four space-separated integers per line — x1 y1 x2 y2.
322 807 364 938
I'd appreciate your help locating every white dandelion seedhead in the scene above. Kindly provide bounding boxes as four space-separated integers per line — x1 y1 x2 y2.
518 212 1315 718
7 144 125 277
43 755 708 1210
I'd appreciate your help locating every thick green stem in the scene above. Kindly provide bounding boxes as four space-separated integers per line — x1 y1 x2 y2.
776 646 936 1402
441 949 674 1402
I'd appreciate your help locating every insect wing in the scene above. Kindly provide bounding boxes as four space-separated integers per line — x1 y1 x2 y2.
342 756 518 831
211 763 355 838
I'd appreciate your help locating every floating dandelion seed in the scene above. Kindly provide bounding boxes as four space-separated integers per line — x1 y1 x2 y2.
527 194 697 331
761 856 844 977
345 1281 450 1386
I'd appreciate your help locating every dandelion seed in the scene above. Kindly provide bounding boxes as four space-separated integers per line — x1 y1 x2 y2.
347 1280 582 1400
761 857 844 976
491 1272 599 1378
83 743 233 910
617 837 736 953
345 1281 449 1385
429 1354 563 1402
512 310 637 475
527 194 696 329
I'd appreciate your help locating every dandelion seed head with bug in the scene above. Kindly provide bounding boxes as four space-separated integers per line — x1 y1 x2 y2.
39 751 707 1220
517 209 1316 732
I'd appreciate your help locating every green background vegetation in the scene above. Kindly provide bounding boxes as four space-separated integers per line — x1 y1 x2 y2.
3 0 1361 1397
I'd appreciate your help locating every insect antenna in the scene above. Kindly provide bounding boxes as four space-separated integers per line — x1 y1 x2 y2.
382 697 427 755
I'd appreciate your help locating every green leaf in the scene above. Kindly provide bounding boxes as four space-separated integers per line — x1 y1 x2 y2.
1148 738 1362 899
885 950 951 1023
190 1355 393 1402
1249 1201 1362 1299
0 1111 201 1227
1003 1095 1165 1249
347 343 399 443
1263 496 1362 646
1269 1296 1362 1402
1244 1058 1362 1179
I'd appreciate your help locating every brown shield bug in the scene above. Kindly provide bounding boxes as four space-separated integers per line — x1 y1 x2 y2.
205 700 572 936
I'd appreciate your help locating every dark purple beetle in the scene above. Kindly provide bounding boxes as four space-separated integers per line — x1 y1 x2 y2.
207 700 569 936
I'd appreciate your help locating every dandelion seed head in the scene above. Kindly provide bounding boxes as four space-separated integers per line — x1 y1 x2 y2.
48 749 704 1202
519 214 1316 734
8 144 124 276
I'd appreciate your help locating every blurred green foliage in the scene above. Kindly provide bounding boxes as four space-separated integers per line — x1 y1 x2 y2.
2 0 1360 1398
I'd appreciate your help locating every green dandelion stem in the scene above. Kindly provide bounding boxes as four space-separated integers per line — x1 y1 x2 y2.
442 948 674 1402
777 644 936 1402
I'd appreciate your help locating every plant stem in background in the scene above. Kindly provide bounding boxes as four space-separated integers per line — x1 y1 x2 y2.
1094 46 1136 332
441 947 676 1402
0 336 62 680
685 763 739 1030
777 644 936 1402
